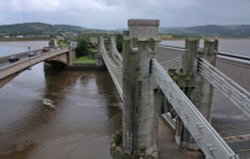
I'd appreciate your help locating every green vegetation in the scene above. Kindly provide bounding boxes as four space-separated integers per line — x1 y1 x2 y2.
0 23 54 36
73 35 96 64
73 56 96 64
0 22 108 40
116 34 123 52
76 35 96 57
160 34 174 40
58 39 69 47
0 22 104 35
90 48 97 54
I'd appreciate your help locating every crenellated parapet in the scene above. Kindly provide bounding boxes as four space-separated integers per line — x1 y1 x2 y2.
127 19 160 40
128 19 159 26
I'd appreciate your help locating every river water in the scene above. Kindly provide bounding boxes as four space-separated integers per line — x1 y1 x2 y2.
161 38 250 56
0 41 122 159
0 40 250 158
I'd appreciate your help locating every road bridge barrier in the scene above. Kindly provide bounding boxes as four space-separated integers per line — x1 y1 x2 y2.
0 49 69 80
0 49 43 63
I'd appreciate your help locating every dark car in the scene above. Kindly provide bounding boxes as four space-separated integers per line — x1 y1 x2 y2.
42 47 50 53
9 55 20 63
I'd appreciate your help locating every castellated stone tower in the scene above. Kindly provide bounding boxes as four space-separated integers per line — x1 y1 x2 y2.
122 19 160 158
128 19 160 40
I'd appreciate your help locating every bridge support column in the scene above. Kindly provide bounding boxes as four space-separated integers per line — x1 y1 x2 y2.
173 39 200 149
174 39 217 150
67 47 75 66
122 19 160 158
197 39 218 120
110 35 116 57
122 39 158 157
96 36 104 68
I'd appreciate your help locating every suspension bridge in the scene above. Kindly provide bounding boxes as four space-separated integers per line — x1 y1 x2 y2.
95 19 250 159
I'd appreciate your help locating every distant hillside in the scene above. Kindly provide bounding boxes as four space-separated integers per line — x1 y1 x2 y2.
160 24 250 37
2 23 250 39
0 22 106 37
0 23 53 35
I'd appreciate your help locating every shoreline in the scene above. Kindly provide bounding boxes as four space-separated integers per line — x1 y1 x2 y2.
0 38 50 42
67 64 106 71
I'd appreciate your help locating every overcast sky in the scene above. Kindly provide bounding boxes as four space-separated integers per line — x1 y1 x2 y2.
0 0 249 29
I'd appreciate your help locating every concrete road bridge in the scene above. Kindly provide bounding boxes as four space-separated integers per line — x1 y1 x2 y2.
94 19 250 159
0 47 75 88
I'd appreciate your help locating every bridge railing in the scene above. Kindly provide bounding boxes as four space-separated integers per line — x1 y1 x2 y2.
216 52 250 91
198 57 250 118
0 49 43 63
159 56 182 70
0 48 69 80
156 45 185 64
218 51 250 62
151 58 238 159
100 37 123 101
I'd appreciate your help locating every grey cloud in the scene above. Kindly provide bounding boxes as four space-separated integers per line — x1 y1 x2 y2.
0 0 249 29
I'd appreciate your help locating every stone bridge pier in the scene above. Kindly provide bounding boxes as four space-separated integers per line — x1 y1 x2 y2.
96 36 105 68
44 47 75 70
111 19 160 159
166 39 218 150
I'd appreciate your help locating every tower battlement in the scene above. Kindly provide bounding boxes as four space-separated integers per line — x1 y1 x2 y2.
128 19 160 39
128 19 159 26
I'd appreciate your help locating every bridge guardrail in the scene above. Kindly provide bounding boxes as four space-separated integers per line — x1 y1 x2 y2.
158 44 185 50
198 58 250 118
152 58 238 159
218 51 250 62
0 48 69 79
0 49 43 63
100 37 123 101
156 45 185 65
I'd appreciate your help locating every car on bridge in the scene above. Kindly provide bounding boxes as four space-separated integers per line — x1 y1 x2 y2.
42 47 50 53
8 55 20 63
